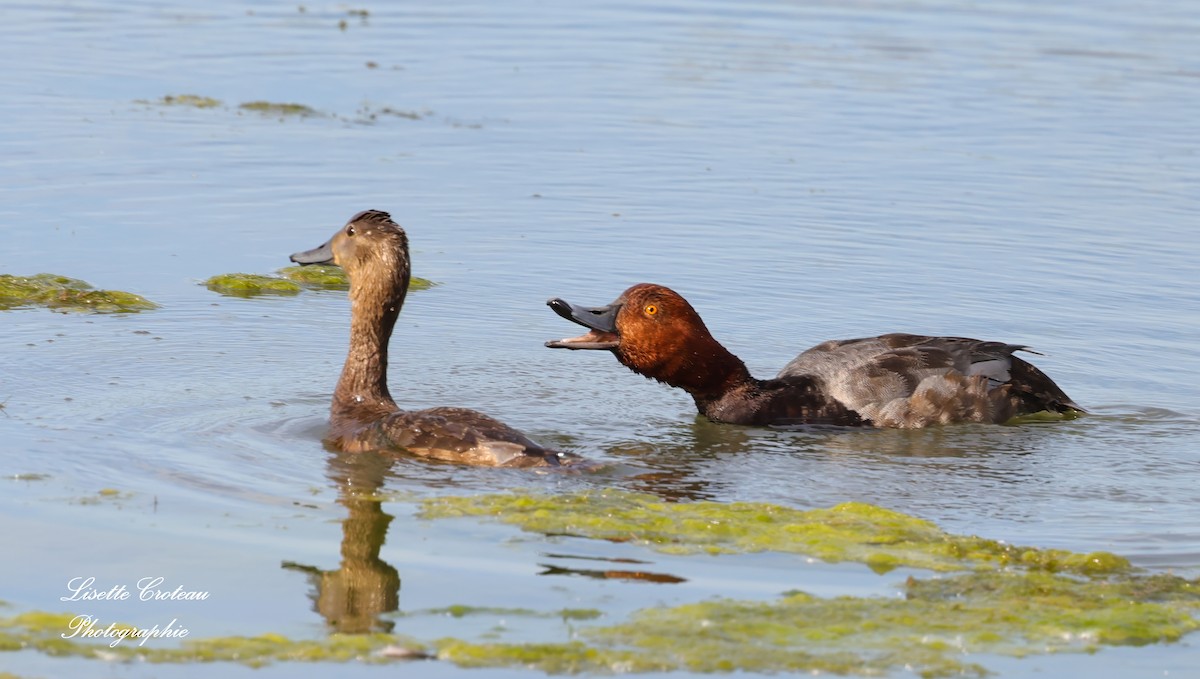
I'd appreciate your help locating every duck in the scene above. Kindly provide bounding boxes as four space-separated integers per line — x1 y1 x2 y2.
290 210 574 467
545 283 1084 428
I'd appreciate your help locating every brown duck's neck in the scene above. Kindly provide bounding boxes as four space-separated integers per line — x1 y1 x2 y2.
333 284 404 417
625 332 756 410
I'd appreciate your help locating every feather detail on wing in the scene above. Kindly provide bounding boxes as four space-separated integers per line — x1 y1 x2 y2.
778 333 1081 426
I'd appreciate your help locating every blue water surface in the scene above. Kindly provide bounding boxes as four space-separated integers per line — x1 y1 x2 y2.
2 1 1198 677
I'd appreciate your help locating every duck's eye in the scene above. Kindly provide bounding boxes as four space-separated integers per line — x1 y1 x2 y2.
644 304 658 316
346 225 356 237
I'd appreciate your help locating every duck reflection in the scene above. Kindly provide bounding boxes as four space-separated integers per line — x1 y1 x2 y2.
284 450 400 633
613 417 763 502
610 413 1047 505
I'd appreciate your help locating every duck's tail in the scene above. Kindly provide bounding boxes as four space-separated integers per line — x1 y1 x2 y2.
1006 355 1086 415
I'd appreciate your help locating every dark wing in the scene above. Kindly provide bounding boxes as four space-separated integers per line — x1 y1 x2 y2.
371 407 567 467
779 333 1081 425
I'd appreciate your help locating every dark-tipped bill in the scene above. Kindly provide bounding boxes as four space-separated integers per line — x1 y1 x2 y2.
290 240 335 266
544 298 621 350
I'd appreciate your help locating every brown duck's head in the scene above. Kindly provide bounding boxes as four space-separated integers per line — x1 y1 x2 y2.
546 283 723 381
290 210 411 291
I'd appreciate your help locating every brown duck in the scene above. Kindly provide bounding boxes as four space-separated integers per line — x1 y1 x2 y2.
291 210 573 466
546 283 1084 428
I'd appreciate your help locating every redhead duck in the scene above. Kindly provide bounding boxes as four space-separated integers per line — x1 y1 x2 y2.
291 210 573 467
545 283 1084 428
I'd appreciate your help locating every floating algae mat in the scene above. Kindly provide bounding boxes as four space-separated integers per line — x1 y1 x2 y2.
277 264 349 289
149 94 222 108
417 490 1129 575
0 610 419 666
138 96 317 116
239 101 320 117
418 493 1200 675
203 273 302 297
2 571 1197 676
205 266 435 298
436 571 1200 676
277 265 435 291
4 493 1195 676
0 273 157 313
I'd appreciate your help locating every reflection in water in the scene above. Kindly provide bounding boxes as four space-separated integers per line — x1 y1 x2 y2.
284 451 400 633
613 418 876 502
612 415 1057 506
272 409 1200 637
614 417 760 502
538 552 686 584
538 563 687 584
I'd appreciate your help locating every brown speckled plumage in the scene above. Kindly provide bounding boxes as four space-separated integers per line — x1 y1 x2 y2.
546 283 1083 428
292 210 572 467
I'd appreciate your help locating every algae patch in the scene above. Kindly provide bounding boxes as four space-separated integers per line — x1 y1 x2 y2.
0 274 157 313
239 101 319 117
73 488 134 505
138 93 465 129
409 276 436 292
435 571 1200 677
206 268 436 298
0 611 420 666
140 95 318 118
203 273 302 298
418 490 1129 575
9 473 51 482
277 264 348 289
400 606 601 621
4 493 1193 677
276 264 436 291
145 94 222 108
414 492 1198 675
1006 409 1084 424
2 571 1197 676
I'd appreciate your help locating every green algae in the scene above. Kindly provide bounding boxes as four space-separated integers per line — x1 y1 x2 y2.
239 101 319 117
166 632 404 665
2 571 1197 676
2 494 1192 677
0 274 157 313
403 605 601 621
0 611 419 666
203 274 302 298
409 276 436 291
418 490 1130 575
411 492 1194 675
152 94 222 108
207 269 437 297
437 640 650 673
1006 409 1084 424
276 265 437 291
141 95 317 117
73 489 134 505
435 571 1200 677
277 264 349 288
905 571 1200 646
9 473 51 482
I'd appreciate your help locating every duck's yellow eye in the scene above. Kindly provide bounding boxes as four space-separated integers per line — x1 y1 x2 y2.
644 304 658 316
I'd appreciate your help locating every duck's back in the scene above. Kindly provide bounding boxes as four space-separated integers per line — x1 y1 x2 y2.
331 406 567 467
778 333 1082 427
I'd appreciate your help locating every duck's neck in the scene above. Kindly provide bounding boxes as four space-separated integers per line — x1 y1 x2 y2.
332 279 406 418
622 332 755 413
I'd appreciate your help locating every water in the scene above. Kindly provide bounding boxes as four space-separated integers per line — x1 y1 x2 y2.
2 0 1198 676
